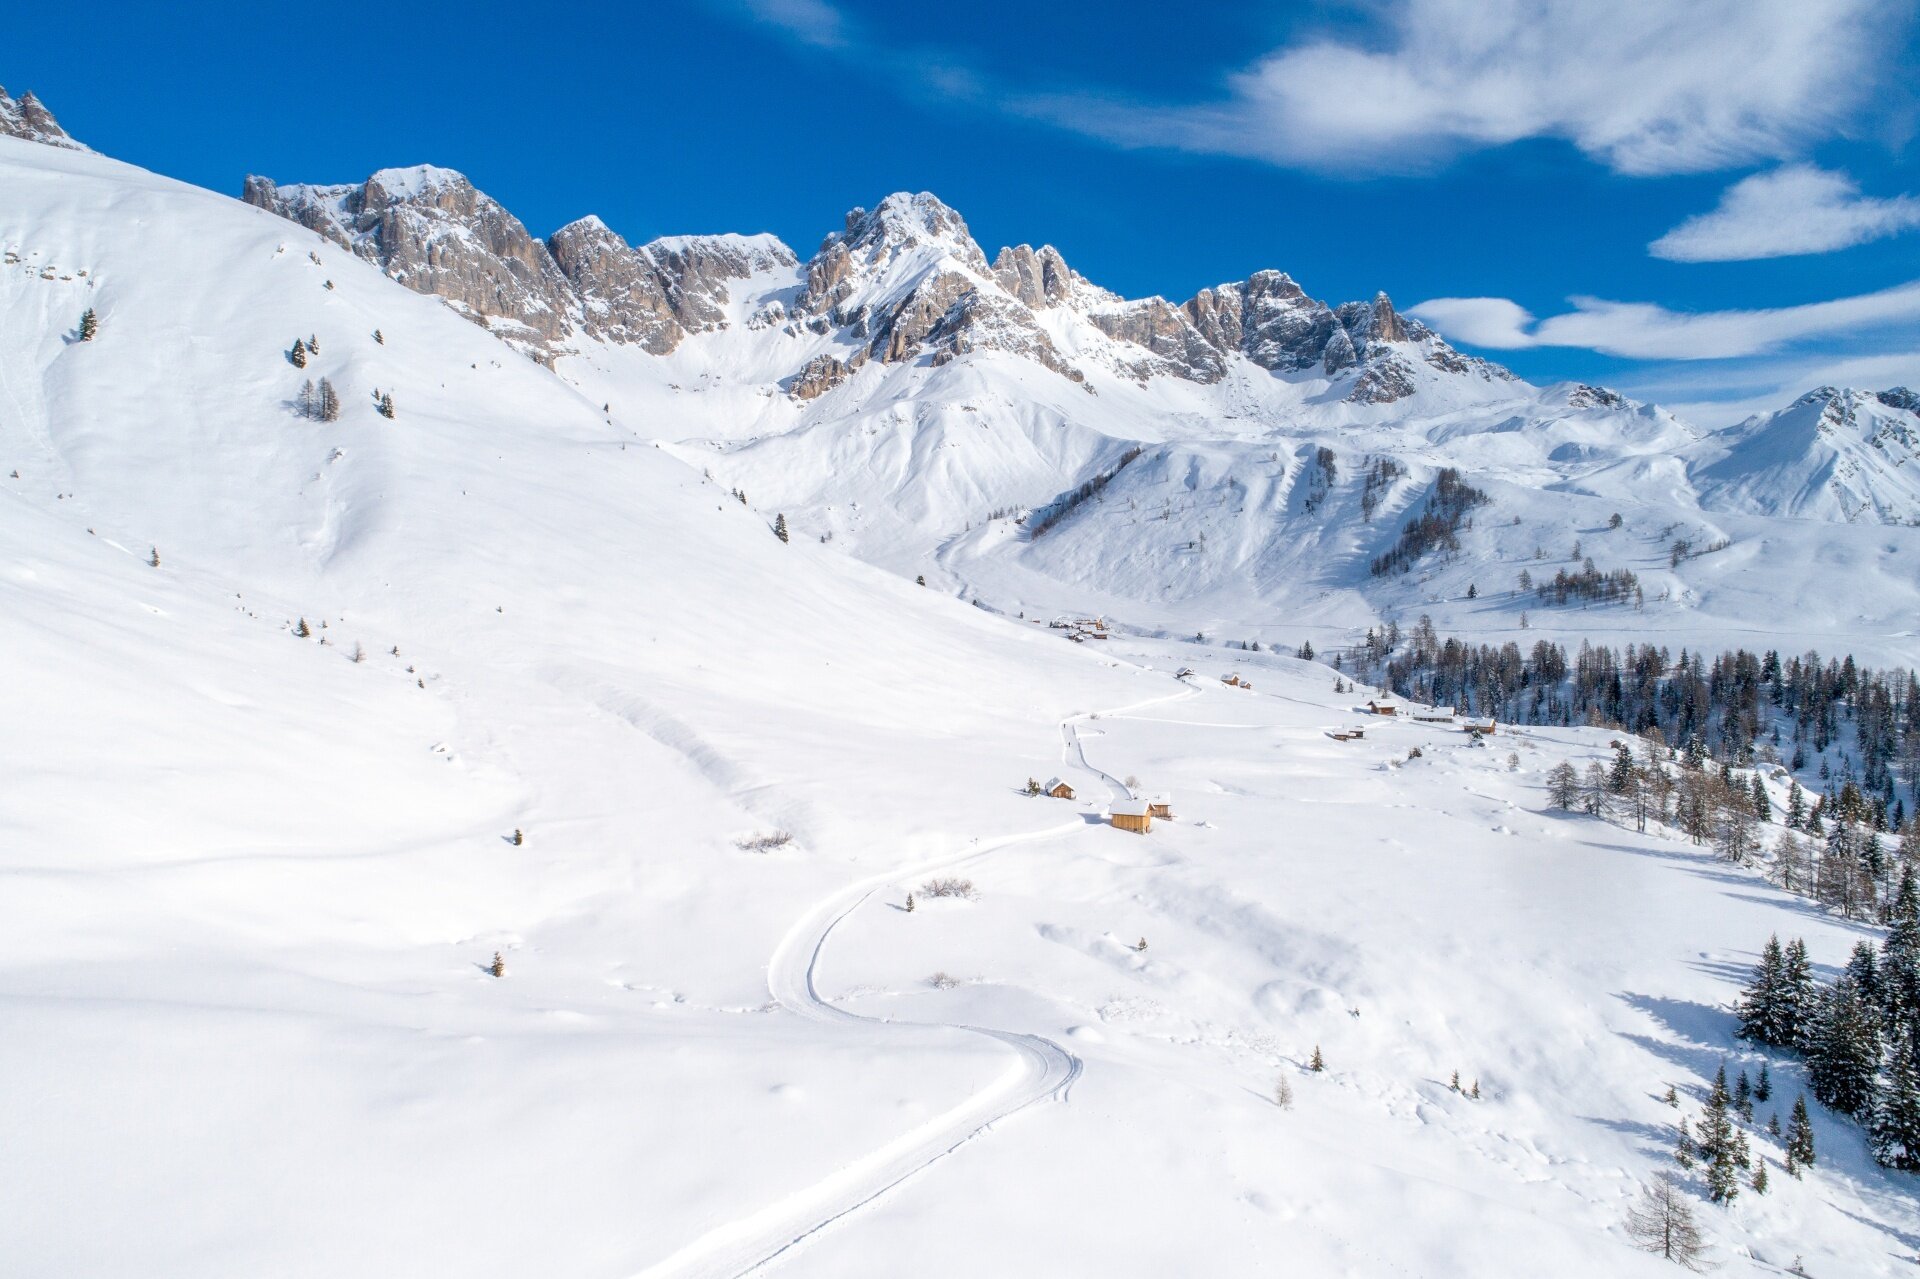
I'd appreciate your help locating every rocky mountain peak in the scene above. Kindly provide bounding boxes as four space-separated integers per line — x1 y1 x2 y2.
992 244 1079 309
245 165 577 357
0 86 84 150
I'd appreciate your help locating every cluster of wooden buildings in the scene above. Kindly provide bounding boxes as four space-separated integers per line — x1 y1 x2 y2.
1038 773 1172 834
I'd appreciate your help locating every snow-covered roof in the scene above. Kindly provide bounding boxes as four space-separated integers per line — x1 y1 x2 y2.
1111 798 1151 816
1144 791 1172 804
1044 777 1069 791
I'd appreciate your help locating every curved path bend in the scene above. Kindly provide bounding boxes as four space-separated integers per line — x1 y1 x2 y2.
632 686 1194 1278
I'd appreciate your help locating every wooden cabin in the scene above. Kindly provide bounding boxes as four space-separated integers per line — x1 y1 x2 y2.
1110 798 1153 833
1462 718 1497 736
1327 727 1369 742
1044 777 1076 800
1146 792 1174 819
1366 697 1400 715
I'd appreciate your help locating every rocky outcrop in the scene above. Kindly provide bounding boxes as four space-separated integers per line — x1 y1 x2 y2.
788 352 860 400
1184 271 1338 373
547 216 682 353
1567 384 1628 411
992 245 1079 309
1088 298 1227 383
244 167 577 355
0 87 83 150
1348 355 1419 405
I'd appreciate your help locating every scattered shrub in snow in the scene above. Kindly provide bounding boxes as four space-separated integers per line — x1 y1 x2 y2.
926 972 959 990
376 392 395 419
511 828 524 846
920 877 977 900
1623 1172 1706 1270
350 641 365 663
1273 1077 1294 1109
734 830 793 852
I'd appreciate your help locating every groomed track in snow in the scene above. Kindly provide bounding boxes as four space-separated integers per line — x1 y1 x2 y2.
632 693 1191 1279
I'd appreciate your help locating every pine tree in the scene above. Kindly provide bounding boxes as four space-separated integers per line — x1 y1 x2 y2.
1755 1061 1771 1103
1698 1064 1743 1203
1674 1116 1696 1169
511 828 523 846
1786 782 1807 829
289 338 307 367
377 392 395 419
1782 938 1817 1048
1469 1078 1481 1100
1309 1045 1325 1072
147 546 160 567
1136 937 1149 952
1751 773 1772 823
1881 866 1920 1027
373 329 384 345
318 377 341 422
79 307 97 341
489 951 505 978
1786 1094 1816 1170
1734 1070 1753 1121
1767 1112 1781 1137
308 333 319 354
773 513 789 543
1737 935 1790 1045
916 575 926 586
904 892 914 912
1750 1159 1769 1195
1299 639 1315 661
1808 974 1881 1119
1624 1172 1707 1270
295 617 310 638
1872 1029 1920 1170
1664 1084 1679 1106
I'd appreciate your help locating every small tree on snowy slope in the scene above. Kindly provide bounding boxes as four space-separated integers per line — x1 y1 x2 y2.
1547 761 1581 810
489 951 505 978
377 392 395 419
773 513 789 543
1697 1064 1747 1204
289 338 307 368
79 307 97 341
148 546 160 568
1786 1094 1816 1171
1625 1172 1706 1271
318 377 341 422
1309 1046 1324 1072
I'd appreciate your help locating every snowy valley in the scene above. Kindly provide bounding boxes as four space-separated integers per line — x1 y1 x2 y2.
5 85 1920 1278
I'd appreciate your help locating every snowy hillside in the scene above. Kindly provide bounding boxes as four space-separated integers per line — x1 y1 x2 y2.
8 103 1920 1279
1691 387 1920 525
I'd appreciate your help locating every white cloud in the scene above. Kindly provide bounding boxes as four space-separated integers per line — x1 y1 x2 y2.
732 0 849 49
1410 280 1920 360
1650 165 1920 261
1024 0 1908 175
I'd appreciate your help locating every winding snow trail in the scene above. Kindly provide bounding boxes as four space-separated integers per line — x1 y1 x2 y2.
632 687 1194 1278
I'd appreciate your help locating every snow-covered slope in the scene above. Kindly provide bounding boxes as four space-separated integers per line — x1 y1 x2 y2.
11 107 1920 1279
1691 387 1920 525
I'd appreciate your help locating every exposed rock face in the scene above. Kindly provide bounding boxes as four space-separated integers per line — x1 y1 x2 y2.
0 87 83 150
1348 356 1419 405
247 167 797 360
788 352 858 400
1321 326 1358 376
1087 298 1227 383
244 167 577 354
1875 386 1920 415
1184 271 1337 372
992 245 1078 309
1567 384 1628 411
547 216 682 353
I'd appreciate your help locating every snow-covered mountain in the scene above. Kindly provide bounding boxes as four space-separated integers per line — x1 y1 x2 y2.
1690 386 1920 524
11 97 1920 1279
230 160 1920 665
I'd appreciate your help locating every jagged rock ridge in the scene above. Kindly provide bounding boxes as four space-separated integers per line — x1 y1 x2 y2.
0 86 84 150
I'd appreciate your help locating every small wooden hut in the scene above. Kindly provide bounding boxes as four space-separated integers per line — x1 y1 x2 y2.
1044 777 1076 800
1146 792 1174 819
1367 696 1400 716
1110 798 1153 833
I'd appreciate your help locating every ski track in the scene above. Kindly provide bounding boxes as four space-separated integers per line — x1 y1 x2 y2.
631 687 1194 1279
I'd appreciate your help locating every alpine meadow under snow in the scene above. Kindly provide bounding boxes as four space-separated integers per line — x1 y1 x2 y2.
6 82 1920 1278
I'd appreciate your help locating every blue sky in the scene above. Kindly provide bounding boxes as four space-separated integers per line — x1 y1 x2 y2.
10 0 1920 422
